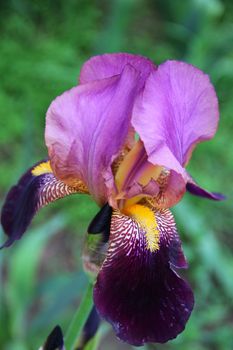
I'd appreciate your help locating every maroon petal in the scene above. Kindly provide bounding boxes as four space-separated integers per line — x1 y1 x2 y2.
156 208 188 269
94 208 193 345
1 160 84 248
153 169 186 209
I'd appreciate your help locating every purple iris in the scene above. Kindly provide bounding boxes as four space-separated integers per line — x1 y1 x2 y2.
1 53 223 346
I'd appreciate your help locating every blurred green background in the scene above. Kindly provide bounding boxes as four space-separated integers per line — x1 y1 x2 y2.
0 0 232 349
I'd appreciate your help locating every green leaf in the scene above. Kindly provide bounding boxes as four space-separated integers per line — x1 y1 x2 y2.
4 215 67 339
65 282 94 350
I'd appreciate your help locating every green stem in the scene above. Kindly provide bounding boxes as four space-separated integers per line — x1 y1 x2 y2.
65 282 94 350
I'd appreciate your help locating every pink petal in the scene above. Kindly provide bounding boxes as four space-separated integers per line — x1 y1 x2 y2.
79 52 156 86
132 60 219 178
45 65 140 205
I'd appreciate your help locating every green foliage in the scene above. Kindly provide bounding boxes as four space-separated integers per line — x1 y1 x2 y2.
0 0 232 349
65 283 93 350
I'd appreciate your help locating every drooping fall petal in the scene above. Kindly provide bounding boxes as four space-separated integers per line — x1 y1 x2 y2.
79 52 156 86
132 60 219 180
1 160 85 248
186 176 225 201
94 205 193 346
46 65 140 205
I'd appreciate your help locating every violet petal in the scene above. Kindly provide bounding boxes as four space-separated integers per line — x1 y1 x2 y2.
186 179 225 201
79 52 156 86
46 65 140 205
133 60 219 178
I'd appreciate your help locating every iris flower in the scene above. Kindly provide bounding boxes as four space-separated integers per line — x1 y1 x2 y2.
1 53 223 346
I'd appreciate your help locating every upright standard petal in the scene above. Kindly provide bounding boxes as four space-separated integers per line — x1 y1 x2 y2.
46 65 140 205
1 160 86 248
79 53 156 85
94 205 193 346
132 60 219 177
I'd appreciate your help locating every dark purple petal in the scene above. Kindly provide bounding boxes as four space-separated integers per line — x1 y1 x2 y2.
132 60 219 178
94 208 193 346
1 160 82 248
87 203 112 245
88 203 112 234
76 306 100 350
79 53 156 86
46 65 140 205
186 178 225 201
40 325 65 350
83 206 113 277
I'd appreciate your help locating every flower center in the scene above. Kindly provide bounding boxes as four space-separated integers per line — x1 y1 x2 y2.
123 204 160 252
